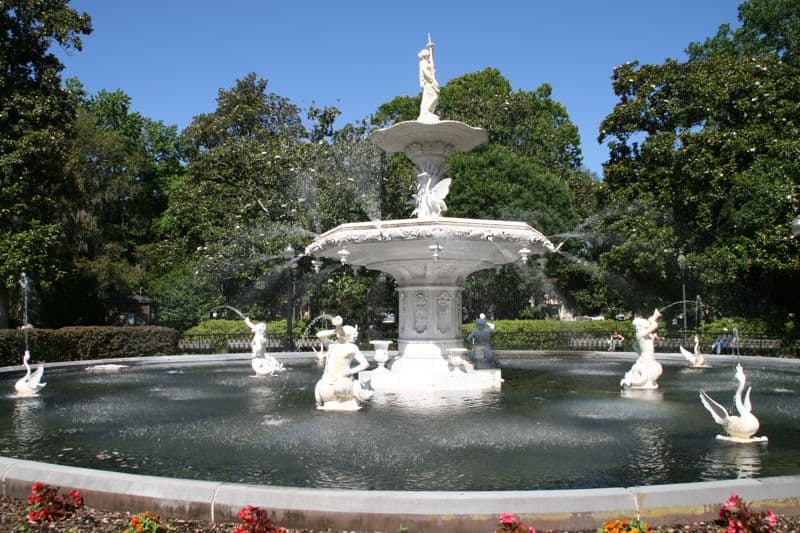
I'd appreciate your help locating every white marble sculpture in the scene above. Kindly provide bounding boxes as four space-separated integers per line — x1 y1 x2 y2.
15 348 46 397
680 334 710 368
314 316 373 411
699 363 767 443
417 34 439 123
411 174 450 218
244 317 285 376
620 309 663 389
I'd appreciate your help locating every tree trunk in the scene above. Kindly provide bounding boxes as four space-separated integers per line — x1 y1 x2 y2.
0 285 9 329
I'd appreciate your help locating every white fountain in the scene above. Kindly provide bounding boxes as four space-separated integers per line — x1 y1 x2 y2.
305 37 557 391
680 334 710 368
700 363 767 443
620 309 663 390
13 273 46 397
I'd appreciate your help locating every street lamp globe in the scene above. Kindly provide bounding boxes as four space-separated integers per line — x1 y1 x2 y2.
283 244 296 260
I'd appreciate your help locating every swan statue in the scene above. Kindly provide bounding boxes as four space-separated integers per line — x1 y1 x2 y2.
680 334 710 368
699 363 767 443
14 350 46 397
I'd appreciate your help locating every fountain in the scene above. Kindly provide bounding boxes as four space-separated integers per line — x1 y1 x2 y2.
700 363 768 443
244 316 285 376
620 308 663 389
305 36 557 391
13 273 45 397
680 334 711 368
313 315 373 410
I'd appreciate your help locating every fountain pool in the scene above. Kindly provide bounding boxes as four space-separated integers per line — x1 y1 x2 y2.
3 354 800 491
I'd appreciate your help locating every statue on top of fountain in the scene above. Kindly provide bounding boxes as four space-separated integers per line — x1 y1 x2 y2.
417 34 439 123
620 308 663 390
244 317 285 376
314 316 373 411
466 314 497 369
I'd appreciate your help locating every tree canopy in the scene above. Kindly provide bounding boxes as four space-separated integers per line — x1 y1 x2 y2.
597 0 800 316
0 1 92 327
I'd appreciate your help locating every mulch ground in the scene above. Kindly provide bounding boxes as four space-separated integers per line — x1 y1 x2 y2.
1 495 799 532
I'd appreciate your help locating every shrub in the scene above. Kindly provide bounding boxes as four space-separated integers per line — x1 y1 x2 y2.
717 492 777 532
463 319 634 350
25 482 82 524
185 318 307 338
0 326 179 366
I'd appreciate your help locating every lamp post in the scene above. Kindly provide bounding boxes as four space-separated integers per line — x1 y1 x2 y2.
283 244 296 351
677 251 687 342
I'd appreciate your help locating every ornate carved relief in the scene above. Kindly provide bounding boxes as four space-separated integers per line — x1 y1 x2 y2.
399 293 407 334
436 290 451 334
413 293 428 334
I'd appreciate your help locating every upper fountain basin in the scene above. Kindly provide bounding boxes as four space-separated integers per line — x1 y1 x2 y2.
305 217 553 283
370 120 488 154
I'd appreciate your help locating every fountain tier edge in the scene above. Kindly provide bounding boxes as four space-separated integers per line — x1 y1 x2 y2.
2 352 800 531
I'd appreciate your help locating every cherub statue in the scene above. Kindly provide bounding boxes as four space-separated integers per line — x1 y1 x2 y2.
411 172 450 218
314 316 373 411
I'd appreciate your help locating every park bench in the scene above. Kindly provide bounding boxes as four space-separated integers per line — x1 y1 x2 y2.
225 338 251 352
568 338 611 351
655 337 685 352
178 338 216 353
730 338 782 356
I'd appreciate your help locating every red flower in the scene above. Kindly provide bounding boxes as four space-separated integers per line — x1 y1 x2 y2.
500 513 518 525
766 509 777 527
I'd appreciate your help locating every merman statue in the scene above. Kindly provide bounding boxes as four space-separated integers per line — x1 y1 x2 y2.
244 317 285 376
620 309 663 390
466 314 497 369
314 316 373 411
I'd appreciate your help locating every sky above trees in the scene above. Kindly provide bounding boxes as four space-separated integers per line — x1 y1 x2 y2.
57 0 741 177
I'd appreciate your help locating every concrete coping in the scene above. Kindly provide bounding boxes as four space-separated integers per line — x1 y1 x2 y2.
2 352 800 531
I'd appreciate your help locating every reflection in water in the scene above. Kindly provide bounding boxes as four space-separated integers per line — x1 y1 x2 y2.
369 388 499 411
703 442 764 480
11 396 44 445
620 388 664 402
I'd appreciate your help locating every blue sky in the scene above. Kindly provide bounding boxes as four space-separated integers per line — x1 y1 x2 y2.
58 1 742 177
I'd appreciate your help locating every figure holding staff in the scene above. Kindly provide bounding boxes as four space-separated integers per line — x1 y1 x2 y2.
418 34 439 122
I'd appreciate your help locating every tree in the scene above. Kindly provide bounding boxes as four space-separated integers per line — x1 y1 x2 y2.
598 0 800 317
0 1 92 327
37 84 183 326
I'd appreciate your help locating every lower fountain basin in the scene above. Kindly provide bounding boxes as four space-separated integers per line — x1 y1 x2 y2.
2 353 799 490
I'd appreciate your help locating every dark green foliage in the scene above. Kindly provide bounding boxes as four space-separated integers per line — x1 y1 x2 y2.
0 326 179 365
463 319 633 350
596 0 800 318
447 144 578 236
0 1 92 326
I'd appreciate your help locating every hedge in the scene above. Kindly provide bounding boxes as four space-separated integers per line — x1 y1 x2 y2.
0 326 180 366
